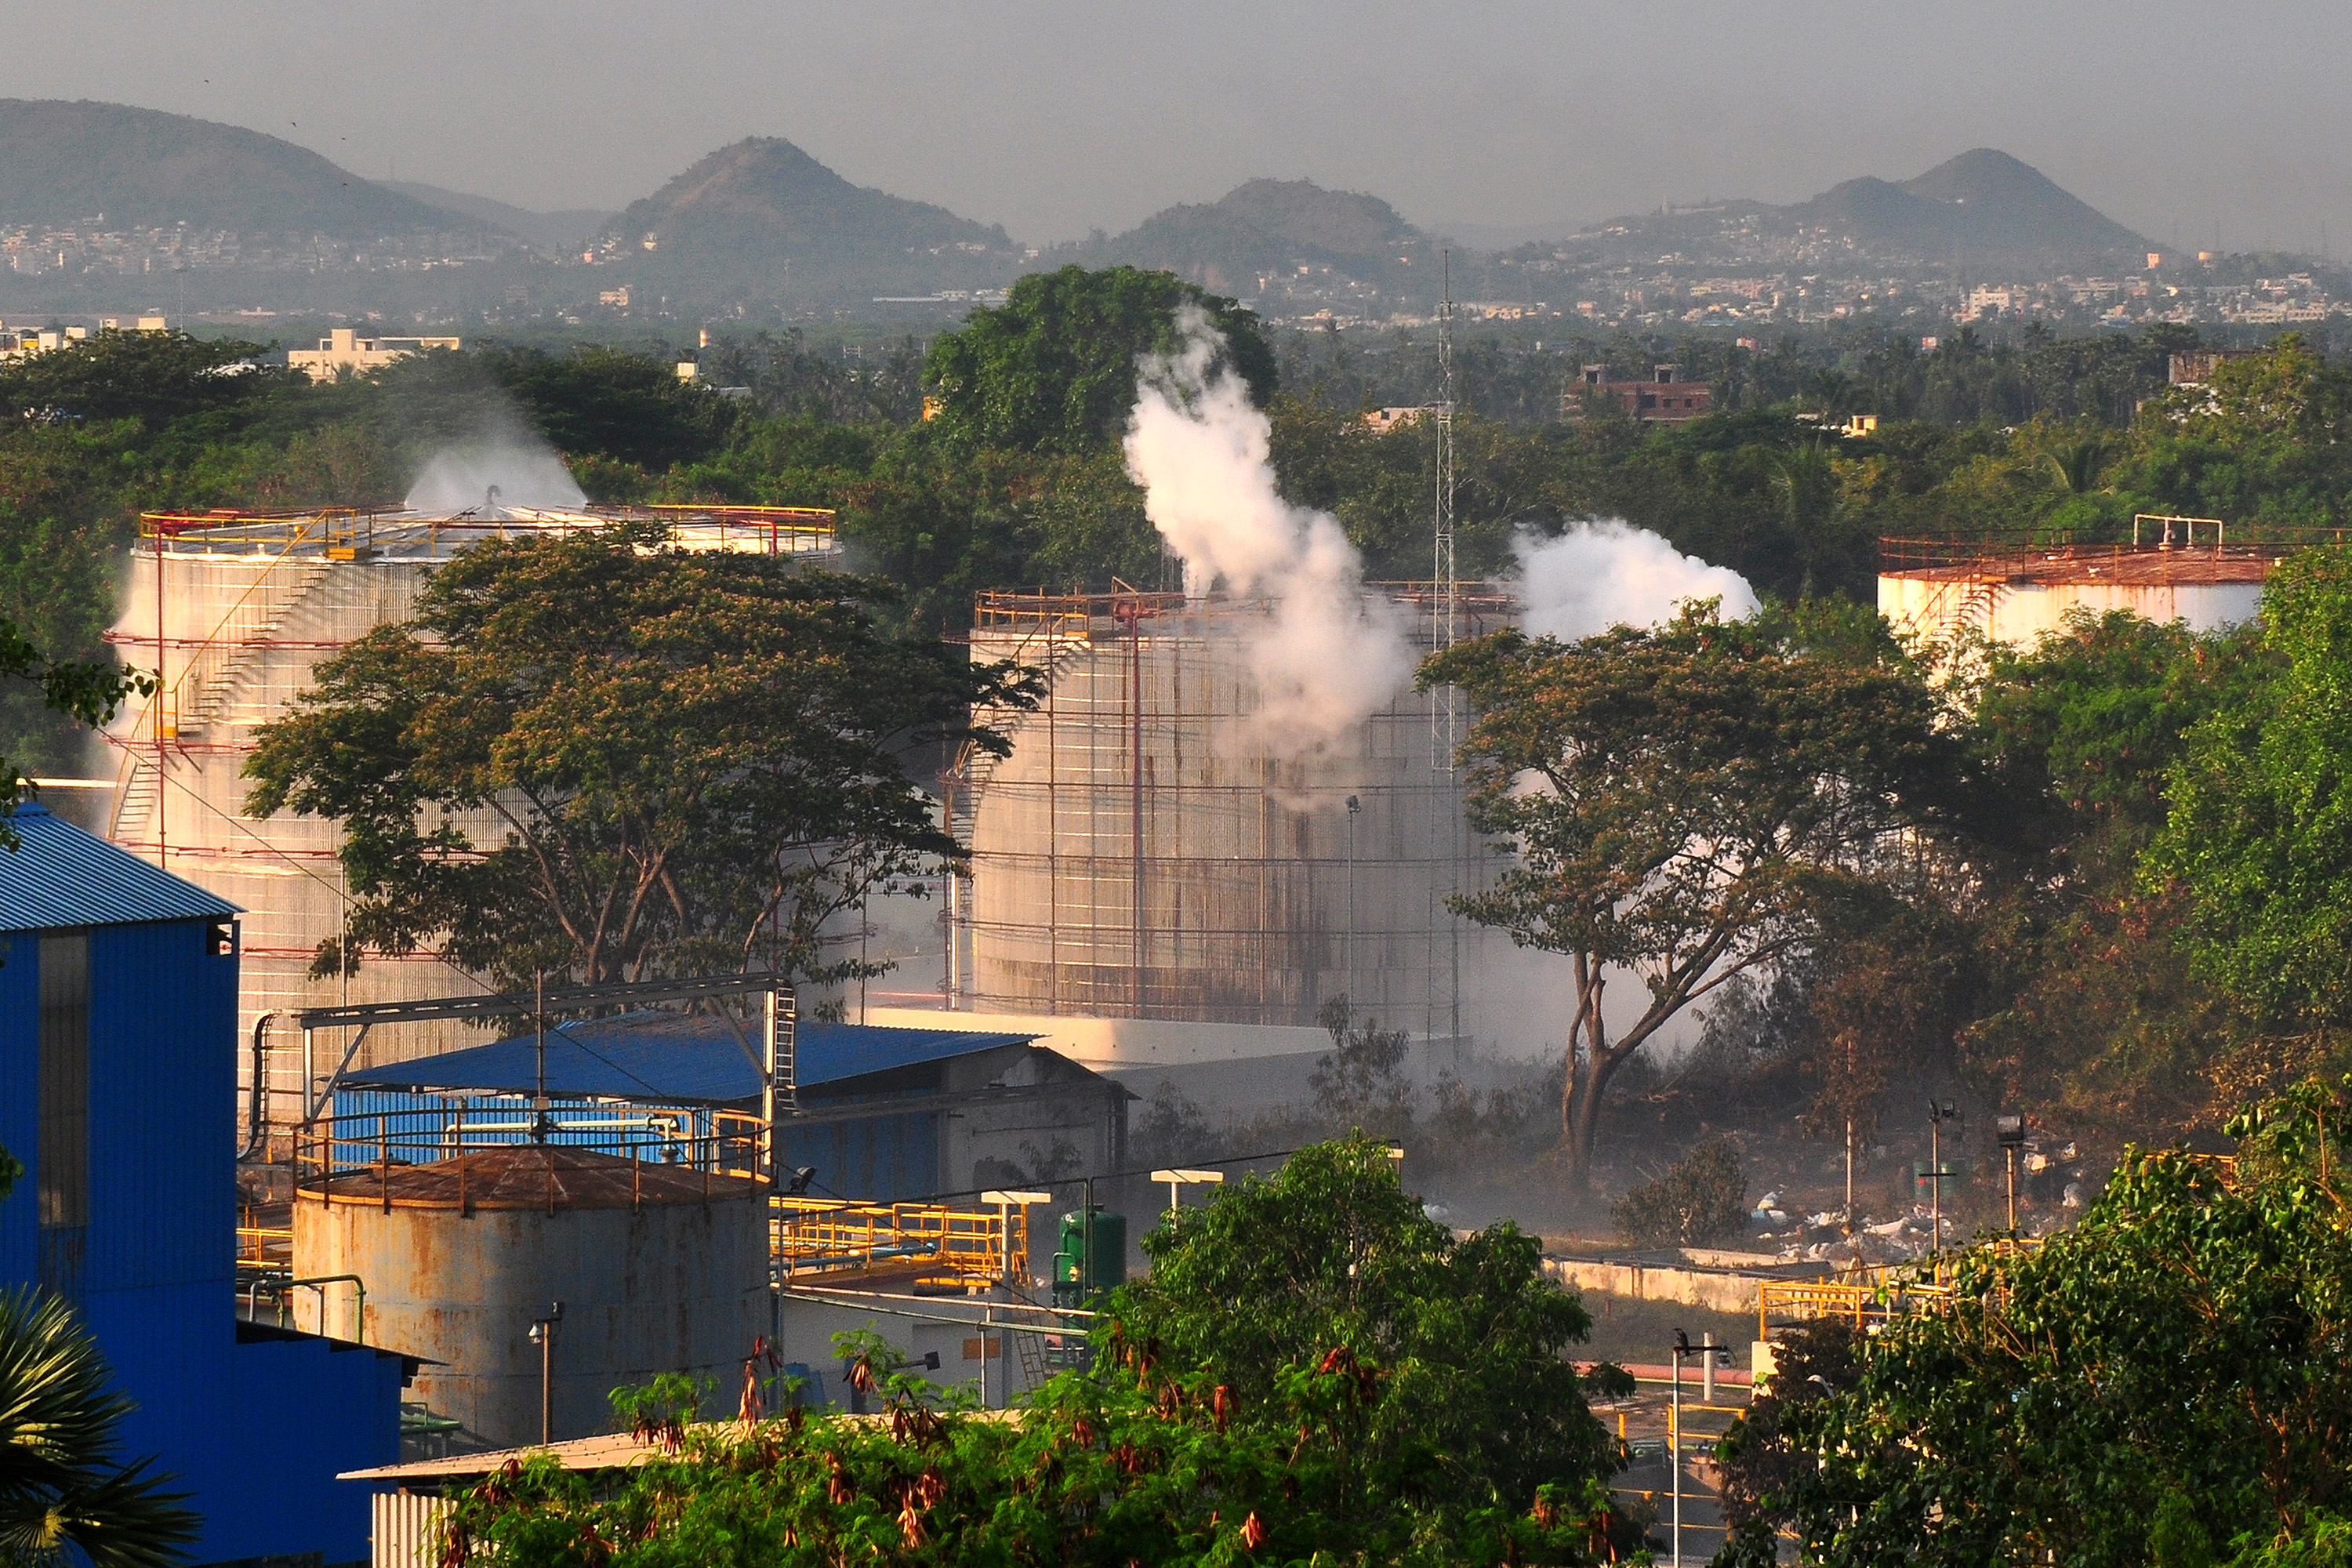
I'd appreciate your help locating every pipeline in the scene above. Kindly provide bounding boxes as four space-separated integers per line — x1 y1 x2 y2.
285 1273 368 1345
241 1011 276 1159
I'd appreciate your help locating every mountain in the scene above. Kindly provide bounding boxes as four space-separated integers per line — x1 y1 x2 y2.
1557 149 2152 273
592 137 1023 306
0 99 467 236
383 181 612 255
1892 148 2150 260
1058 177 1442 306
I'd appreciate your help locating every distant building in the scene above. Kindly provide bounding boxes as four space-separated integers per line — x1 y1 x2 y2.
1563 364 1714 423
0 324 86 361
286 327 460 382
2169 349 2259 387
1360 406 1434 434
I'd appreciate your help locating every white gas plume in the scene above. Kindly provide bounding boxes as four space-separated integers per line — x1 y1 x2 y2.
1510 521 1759 640
1124 309 1413 752
405 437 586 515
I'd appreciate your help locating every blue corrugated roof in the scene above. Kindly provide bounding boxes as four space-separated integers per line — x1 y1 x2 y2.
0 804 241 934
339 1012 1040 1105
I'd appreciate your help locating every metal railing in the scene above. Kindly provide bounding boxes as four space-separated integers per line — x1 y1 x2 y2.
292 1104 770 1198
236 1223 292 1265
774 1196 1030 1288
1880 527 2344 574
138 503 839 560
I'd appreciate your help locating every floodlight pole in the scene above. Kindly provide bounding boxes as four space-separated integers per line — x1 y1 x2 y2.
1668 1331 1731 1568
1150 1167 1225 1226
1927 1101 1959 1263
1997 1113 2027 1236
528 1301 564 1445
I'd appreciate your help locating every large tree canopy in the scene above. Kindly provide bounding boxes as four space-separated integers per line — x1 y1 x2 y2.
245 524 1037 989
923 265 1276 455
437 1139 1635 1566
1422 601 1954 1191
1716 1077 2352 1568
2148 547 2352 1030
1108 1140 1624 1516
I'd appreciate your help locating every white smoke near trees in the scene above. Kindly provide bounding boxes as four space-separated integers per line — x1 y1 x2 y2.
405 434 586 514
1123 307 1413 753
1510 521 1759 640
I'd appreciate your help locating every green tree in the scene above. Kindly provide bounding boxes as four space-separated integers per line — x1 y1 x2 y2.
0 329 284 427
1713 1078 2352 1568
1109 1139 1625 1514
2147 548 2352 1029
0 618 147 843
435 1139 1632 1566
923 265 1276 454
245 524 1037 989
1424 601 1952 1192
1613 1139 1749 1247
0 1289 200 1566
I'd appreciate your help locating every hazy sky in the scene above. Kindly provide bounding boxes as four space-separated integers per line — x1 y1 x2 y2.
16 1 2349 252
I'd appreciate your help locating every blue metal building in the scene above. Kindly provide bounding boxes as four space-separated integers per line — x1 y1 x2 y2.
0 804 405 1563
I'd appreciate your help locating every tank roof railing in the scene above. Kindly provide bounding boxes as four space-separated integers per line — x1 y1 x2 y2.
972 579 1514 637
1878 527 2343 575
138 503 838 558
293 1103 771 1210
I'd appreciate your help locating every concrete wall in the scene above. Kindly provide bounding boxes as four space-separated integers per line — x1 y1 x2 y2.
1543 1255 1784 1319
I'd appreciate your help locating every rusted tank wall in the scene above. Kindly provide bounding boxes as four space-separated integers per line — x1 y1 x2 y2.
292 1192 767 1448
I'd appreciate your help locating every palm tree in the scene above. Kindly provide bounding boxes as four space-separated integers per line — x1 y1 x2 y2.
2043 435 2112 495
0 1288 198 1566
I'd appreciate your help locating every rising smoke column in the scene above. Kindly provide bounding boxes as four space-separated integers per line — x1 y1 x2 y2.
1123 308 1413 753
1510 521 1759 640
405 423 587 514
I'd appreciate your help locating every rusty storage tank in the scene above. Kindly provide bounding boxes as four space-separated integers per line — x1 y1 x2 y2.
291 1145 768 1447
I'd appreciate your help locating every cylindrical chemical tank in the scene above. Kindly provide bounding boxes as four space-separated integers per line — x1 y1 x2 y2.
102 507 839 1110
1051 1207 1127 1308
292 1144 768 1448
960 590 1511 1033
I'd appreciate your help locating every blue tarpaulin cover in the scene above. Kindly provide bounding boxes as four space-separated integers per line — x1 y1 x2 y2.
337 1011 1036 1105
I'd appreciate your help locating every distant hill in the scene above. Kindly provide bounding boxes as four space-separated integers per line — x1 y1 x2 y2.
1558 149 2152 273
0 99 467 236
383 181 611 255
1064 178 1438 297
592 137 1023 307
1786 150 2151 264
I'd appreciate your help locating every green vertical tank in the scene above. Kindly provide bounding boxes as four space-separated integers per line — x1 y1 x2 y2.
1051 1207 1127 1308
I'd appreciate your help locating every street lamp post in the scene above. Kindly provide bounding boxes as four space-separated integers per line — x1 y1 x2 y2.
1669 1330 1731 1568
1927 1101 1961 1263
1149 1167 1225 1227
1997 1113 2027 1236
527 1301 564 1446
978 1189 1051 1410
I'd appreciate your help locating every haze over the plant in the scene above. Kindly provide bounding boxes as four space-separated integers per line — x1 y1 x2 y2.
12 1 2344 257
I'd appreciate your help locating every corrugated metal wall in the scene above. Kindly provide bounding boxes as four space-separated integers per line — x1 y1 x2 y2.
233 1330 405 1557
372 1491 451 1568
0 932 40 1301
779 1111 941 1203
0 916 396 1563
